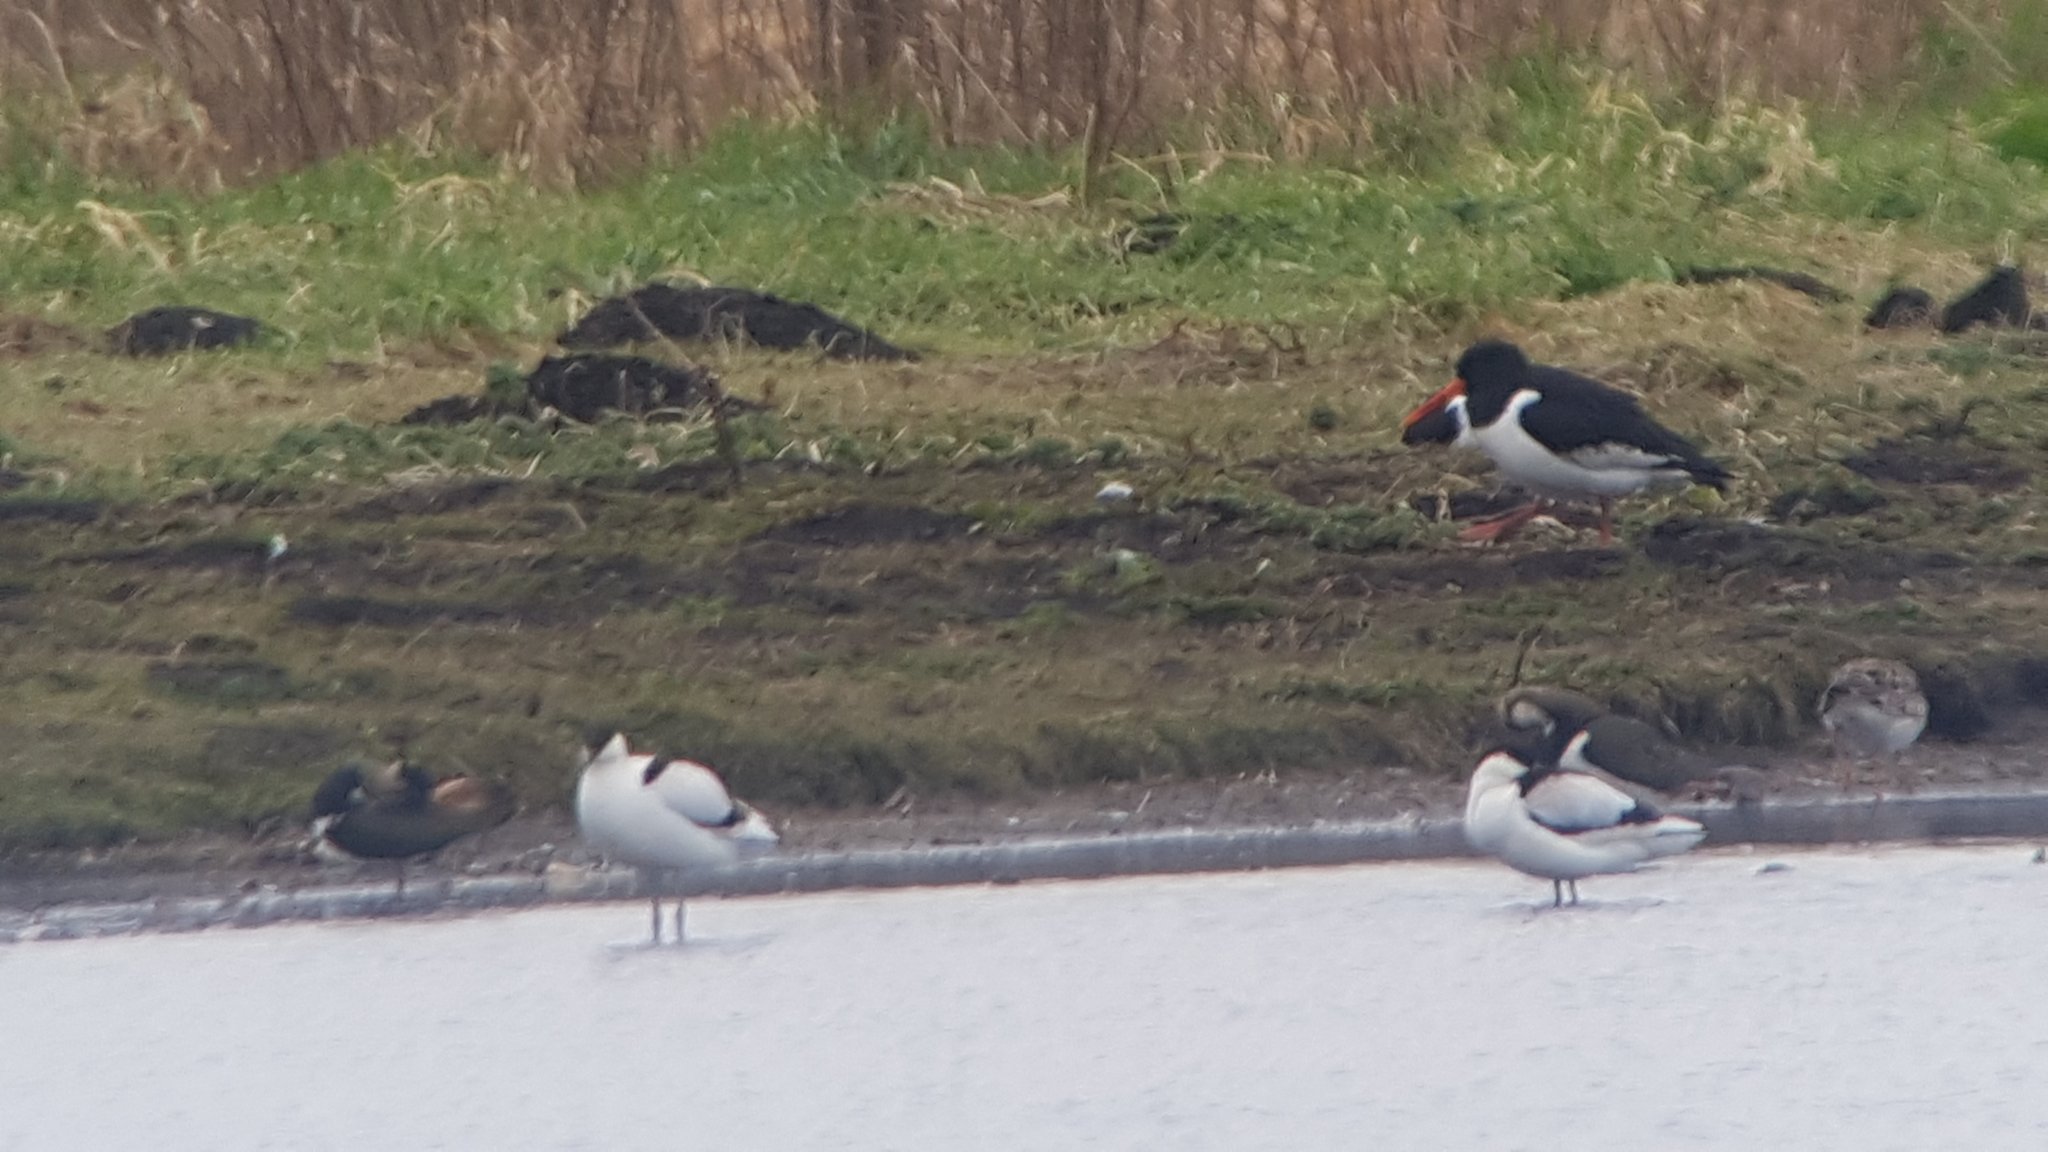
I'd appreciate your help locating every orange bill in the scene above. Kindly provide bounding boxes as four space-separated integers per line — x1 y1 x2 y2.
1400 378 1466 430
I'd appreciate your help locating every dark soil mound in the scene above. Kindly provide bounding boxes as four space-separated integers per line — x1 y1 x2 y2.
1865 287 1936 330
0 497 103 524
287 595 509 629
526 353 722 422
109 307 264 356
1843 438 2029 490
1677 265 1848 303
559 284 916 362
1643 517 1965 583
398 395 497 426
754 504 977 547
1940 266 2031 333
400 354 749 426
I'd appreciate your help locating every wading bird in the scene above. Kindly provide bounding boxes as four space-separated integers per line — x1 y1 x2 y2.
1499 685 1761 799
574 732 779 944
1401 340 1731 544
1819 658 1928 784
1464 740 1707 907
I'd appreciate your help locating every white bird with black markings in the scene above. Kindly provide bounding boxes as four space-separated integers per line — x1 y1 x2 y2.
575 732 779 944
1464 741 1708 907
1401 340 1731 544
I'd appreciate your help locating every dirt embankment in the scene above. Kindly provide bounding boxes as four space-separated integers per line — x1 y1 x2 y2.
9 429 2048 907
10 317 2048 898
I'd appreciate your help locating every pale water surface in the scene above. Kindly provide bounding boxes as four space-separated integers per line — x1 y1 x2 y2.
3 844 2045 1151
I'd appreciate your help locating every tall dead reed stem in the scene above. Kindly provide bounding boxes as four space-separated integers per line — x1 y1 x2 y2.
0 0 1958 185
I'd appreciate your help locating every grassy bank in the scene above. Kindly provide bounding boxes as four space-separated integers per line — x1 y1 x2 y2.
4 66 2048 852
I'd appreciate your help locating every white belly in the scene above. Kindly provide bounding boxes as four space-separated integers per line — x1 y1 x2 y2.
1473 392 1688 501
1823 702 1926 758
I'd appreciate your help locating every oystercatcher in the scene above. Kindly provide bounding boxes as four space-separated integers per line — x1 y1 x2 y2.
1464 740 1707 907
309 759 517 891
1400 340 1731 544
575 732 779 944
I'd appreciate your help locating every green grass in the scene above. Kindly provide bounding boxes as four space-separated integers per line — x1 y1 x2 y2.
1 63 2044 366
5 63 2048 853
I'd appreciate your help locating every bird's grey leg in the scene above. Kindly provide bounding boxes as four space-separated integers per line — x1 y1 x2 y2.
674 898 687 945
394 861 407 898
1552 880 1564 908
1567 880 1580 906
649 889 663 946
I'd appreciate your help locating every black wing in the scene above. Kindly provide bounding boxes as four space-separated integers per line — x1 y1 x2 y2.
1520 365 1731 490
1577 715 1721 793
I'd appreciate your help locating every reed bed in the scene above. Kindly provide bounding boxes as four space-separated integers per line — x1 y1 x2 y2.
0 0 1969 185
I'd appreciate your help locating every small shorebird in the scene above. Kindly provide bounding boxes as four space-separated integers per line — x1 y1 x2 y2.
1401 340 1731 544
574 732 779 944
309 759 516 891
1464 742 1708 907
1819 658 1928 784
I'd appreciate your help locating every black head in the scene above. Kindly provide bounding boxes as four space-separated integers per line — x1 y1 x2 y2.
1452 340 1532 399
1500 686 1605 744
1485 723 1564 774
310 764 367 818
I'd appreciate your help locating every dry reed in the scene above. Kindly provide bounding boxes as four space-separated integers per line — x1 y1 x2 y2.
0 0 1966 185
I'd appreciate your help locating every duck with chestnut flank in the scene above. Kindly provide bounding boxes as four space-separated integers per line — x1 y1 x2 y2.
309 759 517 891
1401 340 1731 544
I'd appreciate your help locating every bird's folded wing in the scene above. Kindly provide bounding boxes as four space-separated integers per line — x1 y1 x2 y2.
647 760 742 828
1523 770 1650 833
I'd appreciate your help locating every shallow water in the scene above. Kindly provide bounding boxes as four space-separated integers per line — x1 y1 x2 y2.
3 844 2044 1150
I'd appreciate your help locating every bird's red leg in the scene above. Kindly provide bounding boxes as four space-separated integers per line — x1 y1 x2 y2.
1457 501 1546 543
1597 499 1614 545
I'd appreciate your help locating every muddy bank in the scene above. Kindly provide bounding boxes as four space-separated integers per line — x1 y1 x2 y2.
8 445 2048 858
9 325 2048 869
7 713 2048 912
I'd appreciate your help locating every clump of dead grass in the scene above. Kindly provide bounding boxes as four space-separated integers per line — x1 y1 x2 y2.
0 0 1997 187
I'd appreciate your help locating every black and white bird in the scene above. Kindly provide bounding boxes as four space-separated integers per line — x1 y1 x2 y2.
309 759 517 891
1820 658 1928 768
1400 340 1731 544
1500 685 1756 798
1464 740 1708 907
574 732 779 944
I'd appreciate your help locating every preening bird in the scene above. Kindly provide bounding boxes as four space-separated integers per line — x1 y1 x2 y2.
1499 685 1752 798
309 759 517 891
574 732 779 944
1464 740 1707 907
1819 658 1928 781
